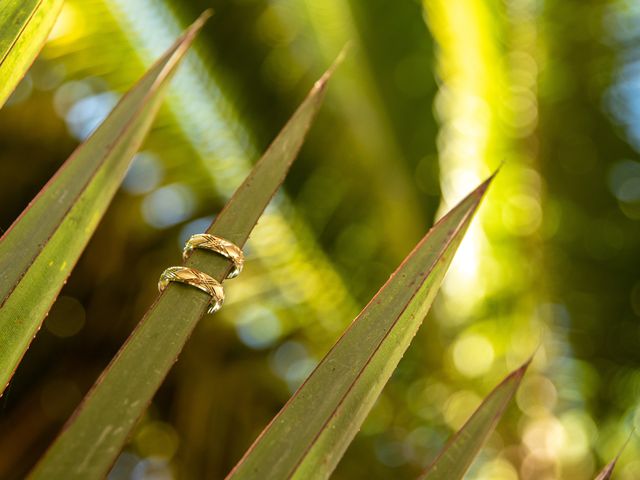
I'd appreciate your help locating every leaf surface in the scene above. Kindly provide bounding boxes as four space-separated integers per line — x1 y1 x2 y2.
595 462 616 480
420 361 529 480
28 49 345 480
0 12 209 393
226 175 494 480
0 0 63 107
594 431 635 480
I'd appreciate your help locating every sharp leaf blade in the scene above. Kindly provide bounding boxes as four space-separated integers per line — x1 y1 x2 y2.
420 361 529 480
226 176 494 480
0 12 209 393
27 51 344 480
195 50 347 250
594 431 635 480
0 0 64 108
595 462 616 480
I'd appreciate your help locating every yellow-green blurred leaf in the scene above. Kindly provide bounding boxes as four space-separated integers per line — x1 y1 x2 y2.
0 0 63 108
594 432 635 480
420 361 529 480
595 461 616 480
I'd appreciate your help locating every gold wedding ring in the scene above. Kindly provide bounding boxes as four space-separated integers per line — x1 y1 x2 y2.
159 235 242 314
183 233 244 279
158 266 225 314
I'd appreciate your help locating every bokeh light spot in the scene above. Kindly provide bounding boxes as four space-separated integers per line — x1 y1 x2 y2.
443 390 481 430
53 80 93 116
141 184 196 229
516 374 558 417
523 417 566 461
476 458 519 480
608 160 640 202
373 438 406 468
236 306 282 349
122 152 164 195
45 296 86 338
65 91 118 140
452 333 495 377
109 452 140 479
178 216 215 248
131 457 173 480
134 421 179 460
558 411 595 461
501 193 542 236
269 341 316 391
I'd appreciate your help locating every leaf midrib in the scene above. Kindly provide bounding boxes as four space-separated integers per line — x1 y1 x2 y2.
0 0 44 67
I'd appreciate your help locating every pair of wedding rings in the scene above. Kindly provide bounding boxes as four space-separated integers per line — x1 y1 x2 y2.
157 234 244 314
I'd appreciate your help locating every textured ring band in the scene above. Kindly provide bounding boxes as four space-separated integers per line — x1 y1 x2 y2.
183 233 244 279
158 266 225 314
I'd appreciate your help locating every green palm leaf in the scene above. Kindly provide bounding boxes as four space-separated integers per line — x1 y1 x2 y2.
226 175 494 480
420 361 529 480
27 50 346 480
594 432 635 480
0 0 64 108
0 12 209 394
595 461 616 480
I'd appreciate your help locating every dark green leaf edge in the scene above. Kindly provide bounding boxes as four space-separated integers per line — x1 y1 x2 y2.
27 49 346 480
420 358 531 480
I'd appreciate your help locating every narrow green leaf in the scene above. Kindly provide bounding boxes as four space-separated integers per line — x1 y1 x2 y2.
0 12 210 393
594 431 635 480
28 50 345 480
595 462 616 480
226 176 494 480
419 361 530 480
0 0 64 108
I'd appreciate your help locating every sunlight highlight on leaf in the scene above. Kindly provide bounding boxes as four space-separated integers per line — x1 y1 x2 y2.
0 0 63 108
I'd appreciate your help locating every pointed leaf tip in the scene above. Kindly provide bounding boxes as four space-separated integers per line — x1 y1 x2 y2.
313 45 350 93
595 430 636 479
0 4 205 399
421 362 528 480
516 354 535 375
173 10 212 48
27 30 333 480
332 42 352 71
226 180 491 480
432 173 494 232
189 9 214 32
477 169 500 196
594 462 616 480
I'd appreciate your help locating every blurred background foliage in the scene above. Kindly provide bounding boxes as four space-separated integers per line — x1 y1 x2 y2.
0 0 639 478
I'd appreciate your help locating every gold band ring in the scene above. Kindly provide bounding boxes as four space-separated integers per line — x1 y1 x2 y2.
158 266 225 314
183 233 244 279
